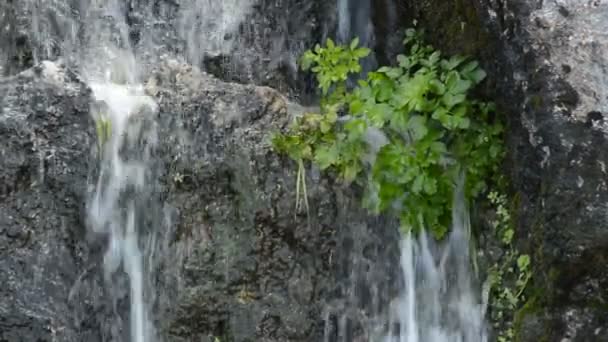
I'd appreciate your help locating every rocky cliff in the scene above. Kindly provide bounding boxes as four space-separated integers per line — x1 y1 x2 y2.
1 0 607 341
404 0 608 340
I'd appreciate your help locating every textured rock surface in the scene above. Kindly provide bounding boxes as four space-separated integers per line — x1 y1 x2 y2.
0 58 402 341
480 2 608 340
2 0 607 341
0 0 332 98
410 0 608 340
146 60 401 341
0 0 409 100
0 62 100 341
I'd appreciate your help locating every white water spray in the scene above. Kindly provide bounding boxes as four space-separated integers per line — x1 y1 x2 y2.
382 182 487 342
177 0 255 67
88 82 158 342
17 0 258 340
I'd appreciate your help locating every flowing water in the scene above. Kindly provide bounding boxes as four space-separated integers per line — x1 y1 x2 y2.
380 184 487 342
8 1 487 341
324 180 487 342
19 1 163 341
335 4 487 340
87 83 159 342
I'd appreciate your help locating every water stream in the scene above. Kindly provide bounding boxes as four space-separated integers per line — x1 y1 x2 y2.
88 83 158 342
13 1 487 341
381 184 487 342
24 1 162 340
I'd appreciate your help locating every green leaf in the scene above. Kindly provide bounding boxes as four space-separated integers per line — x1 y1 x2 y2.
461 60 479 74
367 102 392 127
423 177 437 195
412 174 425 193
397 54 410 69
502 228 514 244
517 255 530 271
326 107 339 123
349 98 364 115
320 120 332 133
429 79 446 95
386 67 403 79
342 163 360 182
314 145 339 170
442 93 466 108
274 30 504 261
355 47 371 58
430 141 447 154
442 55 466 70
428 51 441 66
345 118 367 138
467 68 487 84
407 115 428 140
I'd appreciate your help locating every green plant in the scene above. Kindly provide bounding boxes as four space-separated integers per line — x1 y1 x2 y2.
272 28 503 239
95 116 112 152
484 191 532 341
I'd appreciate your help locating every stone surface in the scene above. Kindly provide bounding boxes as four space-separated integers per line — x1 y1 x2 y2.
0 56 402 342
146 59 401 341
410 0 608 340
3 0 607 341
481 2 608 340
0 61 100 341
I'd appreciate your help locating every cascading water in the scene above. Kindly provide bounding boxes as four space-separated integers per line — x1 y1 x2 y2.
87 83 158 342
83 10 160 342
381 182 487 342
331 4 488 340
9 0 489 340
21 0 162 340
325 179 487 342
177 0 255 68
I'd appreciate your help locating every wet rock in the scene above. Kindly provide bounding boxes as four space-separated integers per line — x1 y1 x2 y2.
481 2 608 340
146 59 401 341
405 0 608 339
0 61 99 341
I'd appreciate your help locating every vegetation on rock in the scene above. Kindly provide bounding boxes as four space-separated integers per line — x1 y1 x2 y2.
272 28 503 239
484 191 532 341
95 116 112 154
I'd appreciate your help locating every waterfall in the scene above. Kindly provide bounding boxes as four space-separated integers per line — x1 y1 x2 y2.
87 83 158 342
332 4 487 340
85 26 159 342
11 0 489 340
323 179 487 342
384 196 487 342
382 183 487 342
21 0 162 340
177 0 255 68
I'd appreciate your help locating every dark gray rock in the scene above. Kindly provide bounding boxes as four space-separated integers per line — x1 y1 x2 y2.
0 56 403 341
0 61 101 341
145 59 401 341
407 0 608 340
478 1 608 340
0 0 407 100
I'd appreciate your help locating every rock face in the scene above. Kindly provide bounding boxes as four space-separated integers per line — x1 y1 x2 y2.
3 0 607 341
479 2 608 340
0 62 100 341
407 0 608 340
0 58 402 341
146 60 401 341
0 0 335 98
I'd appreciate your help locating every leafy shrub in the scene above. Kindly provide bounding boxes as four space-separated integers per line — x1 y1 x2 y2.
272 28 504 239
